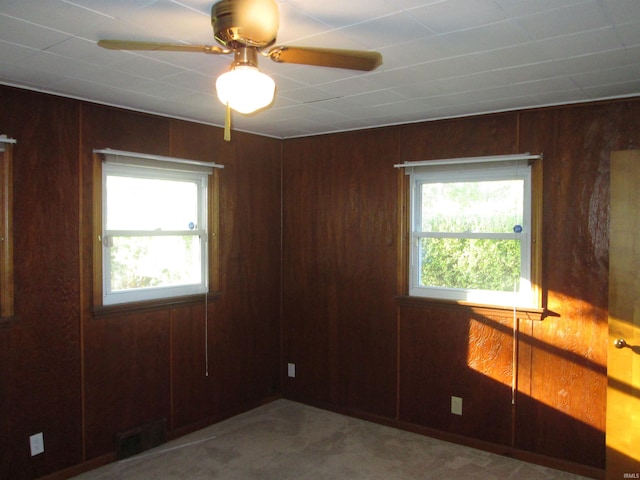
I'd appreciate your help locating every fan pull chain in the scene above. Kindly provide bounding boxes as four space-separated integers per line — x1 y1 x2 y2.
224 102 231 141
204 292 209 377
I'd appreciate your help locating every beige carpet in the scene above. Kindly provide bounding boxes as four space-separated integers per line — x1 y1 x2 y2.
72 399 590 479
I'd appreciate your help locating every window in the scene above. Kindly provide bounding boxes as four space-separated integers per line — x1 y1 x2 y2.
400 154 542 308
95 149 222 306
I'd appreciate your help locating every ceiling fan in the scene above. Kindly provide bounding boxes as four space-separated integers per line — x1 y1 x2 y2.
98 0 382 138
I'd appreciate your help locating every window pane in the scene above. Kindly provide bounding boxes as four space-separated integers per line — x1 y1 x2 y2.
108 235 201 292
420 180 523 233
106 176 199 231
419 237 521 292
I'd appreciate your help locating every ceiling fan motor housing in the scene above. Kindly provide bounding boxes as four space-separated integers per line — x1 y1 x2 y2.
211 0 279 49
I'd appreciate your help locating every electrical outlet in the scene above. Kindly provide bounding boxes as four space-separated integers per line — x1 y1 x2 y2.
287 363 296 378
30 432 44 456
451 396 463 416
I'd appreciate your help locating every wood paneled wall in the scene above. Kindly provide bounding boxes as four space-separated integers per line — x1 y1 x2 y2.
1 87 82 479
2 83 640 479
281 100 640 475
282 130 400 418
0 86 282 479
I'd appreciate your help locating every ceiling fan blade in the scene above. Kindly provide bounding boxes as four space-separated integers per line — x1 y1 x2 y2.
97 40 230 55
267 46 382 71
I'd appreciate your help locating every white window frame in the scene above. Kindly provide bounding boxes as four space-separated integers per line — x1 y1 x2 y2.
398 154 540 308
97 149 221 306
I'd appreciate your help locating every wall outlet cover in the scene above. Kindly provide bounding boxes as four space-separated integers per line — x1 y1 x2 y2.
287 363 296 378
451 396 463 416
30 432 44 456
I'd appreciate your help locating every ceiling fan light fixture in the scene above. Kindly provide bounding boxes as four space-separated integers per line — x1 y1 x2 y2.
216 65 275 114
98 0 382 122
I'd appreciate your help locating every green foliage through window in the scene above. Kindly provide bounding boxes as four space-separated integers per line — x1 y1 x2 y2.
419 238 521 292
109 235 200 291
409 161 532 305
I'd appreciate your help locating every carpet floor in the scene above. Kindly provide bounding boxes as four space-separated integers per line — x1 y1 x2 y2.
71 399 590 479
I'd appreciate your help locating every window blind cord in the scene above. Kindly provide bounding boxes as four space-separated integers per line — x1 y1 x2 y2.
205 292 209 377
511 160 520 407
512 300 517 406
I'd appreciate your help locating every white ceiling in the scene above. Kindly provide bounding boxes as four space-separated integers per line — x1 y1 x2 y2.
1 0 640 139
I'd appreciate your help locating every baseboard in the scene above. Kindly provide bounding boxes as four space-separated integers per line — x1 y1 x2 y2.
283 397 604 480
37 453 116 480
39 394 603 480
168 394 282 441
36 394 282 480
392 419 605 480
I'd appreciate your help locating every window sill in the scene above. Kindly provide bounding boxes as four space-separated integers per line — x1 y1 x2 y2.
396 295 546 322
93 291 222 319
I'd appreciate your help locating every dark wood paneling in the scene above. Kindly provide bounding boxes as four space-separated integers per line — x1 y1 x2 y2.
282 128 400 418
169 118 235 170
80 104 173 460
80 114 282 454
282 100 640 472
170 302 218 429
0 87 82 479
399 304 514 446
81 103 171 157
395 106 613 468
212 131 282 411
328 131 399 417
3 82 640 479
1 88 280 478
511 101 640 468
168 122 282 425
168 121 227 429
79 103 172 314
399 112 519 162
83 310 171 458
282 135 332 405
394 112 521 448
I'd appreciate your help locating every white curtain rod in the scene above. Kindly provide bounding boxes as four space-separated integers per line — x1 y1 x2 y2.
394 153 542 169
93 148 224 169
0 135 16 152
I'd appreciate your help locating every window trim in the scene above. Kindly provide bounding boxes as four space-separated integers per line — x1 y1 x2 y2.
92 150 222 309
0 136 17 324
396 153 543 310
102 163 209 305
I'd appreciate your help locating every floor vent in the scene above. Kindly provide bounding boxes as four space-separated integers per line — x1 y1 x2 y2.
115 418 167 460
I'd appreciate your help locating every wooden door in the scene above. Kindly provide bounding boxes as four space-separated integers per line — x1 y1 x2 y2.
607 150 640 479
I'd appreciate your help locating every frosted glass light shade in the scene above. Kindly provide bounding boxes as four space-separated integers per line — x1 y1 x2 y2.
216 66 275 114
